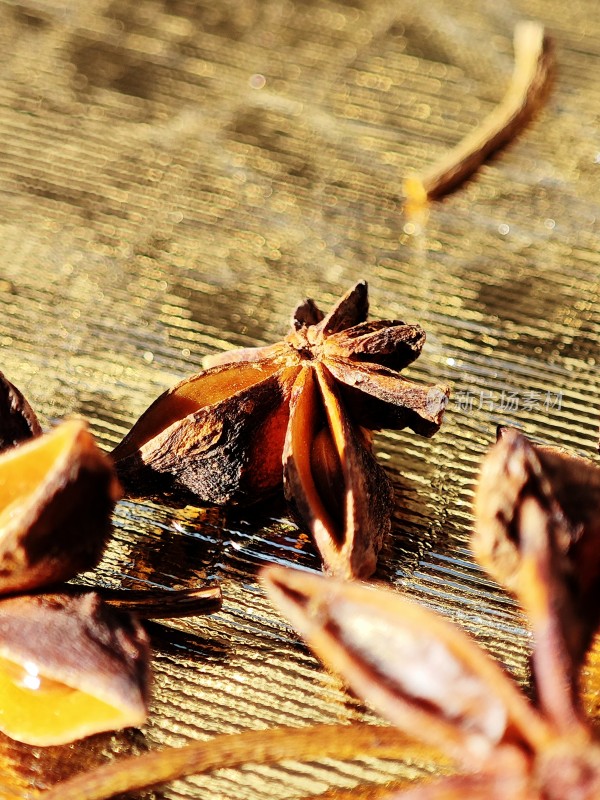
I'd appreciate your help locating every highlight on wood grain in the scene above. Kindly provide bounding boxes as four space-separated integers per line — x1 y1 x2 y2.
403 20 553 207
40 724 445 800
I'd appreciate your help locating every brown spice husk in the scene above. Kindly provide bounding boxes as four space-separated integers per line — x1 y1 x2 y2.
0 591 149 746
0 419 121 594
113 282 449 579
0 370 41 452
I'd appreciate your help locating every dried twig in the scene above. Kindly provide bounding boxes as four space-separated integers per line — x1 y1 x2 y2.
404 20 553 206
40 724 444 800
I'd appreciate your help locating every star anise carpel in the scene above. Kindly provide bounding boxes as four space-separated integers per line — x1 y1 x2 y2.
113 281 449 578
473 427 600 726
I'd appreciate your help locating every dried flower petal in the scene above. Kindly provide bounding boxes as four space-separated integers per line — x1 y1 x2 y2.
0 592 149 745
0 419 121 594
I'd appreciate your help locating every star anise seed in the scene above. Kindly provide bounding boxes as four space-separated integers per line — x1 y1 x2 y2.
113 281 449 578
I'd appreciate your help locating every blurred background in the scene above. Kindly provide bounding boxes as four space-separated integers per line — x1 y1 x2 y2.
0 0 598 797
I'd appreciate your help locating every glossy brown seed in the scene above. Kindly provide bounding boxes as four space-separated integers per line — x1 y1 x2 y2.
113 282 449 579
0 591 149 746
0 419 121 594
0 370 41 452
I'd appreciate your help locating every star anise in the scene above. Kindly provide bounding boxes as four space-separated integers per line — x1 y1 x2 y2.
259 433 600 800
0 376 224 748
38 431 600 800
113 281 449 578
262 549 600 800
473 427 600 712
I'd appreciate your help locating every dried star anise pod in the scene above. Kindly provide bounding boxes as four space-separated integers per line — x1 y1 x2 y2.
113 281 449 578
473 427 600 717
45 547 600 800
0 591 149 746
0 381 222 748
0 369 41 452
262 561 600 800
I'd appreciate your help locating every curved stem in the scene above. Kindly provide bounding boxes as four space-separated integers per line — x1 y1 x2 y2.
404 20 553 206
41 724 448 800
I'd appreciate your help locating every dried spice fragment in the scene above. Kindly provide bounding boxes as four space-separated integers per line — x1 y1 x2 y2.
473 427 600 726
41 723 439 800
0 419 121 594
404 21 553 208
113 282 449 578
45 550 600 800
85 582 223 619
0 370 41 452
0 591 149 746
262 565 600 800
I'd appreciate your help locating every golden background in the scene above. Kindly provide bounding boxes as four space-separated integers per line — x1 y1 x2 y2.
0 0 598 797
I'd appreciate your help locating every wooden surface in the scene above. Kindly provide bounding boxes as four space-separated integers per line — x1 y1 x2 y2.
0 0 598 797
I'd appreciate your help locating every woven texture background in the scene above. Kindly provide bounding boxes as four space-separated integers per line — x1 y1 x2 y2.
0 0 599 797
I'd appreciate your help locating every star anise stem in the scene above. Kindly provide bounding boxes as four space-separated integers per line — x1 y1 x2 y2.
63 583 223 619
404 20 553 207
40 723 442 800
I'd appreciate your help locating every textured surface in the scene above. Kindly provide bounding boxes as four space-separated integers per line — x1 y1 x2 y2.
0 0 599 797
